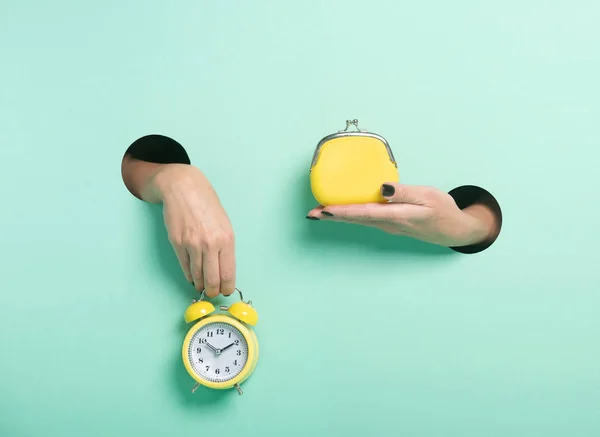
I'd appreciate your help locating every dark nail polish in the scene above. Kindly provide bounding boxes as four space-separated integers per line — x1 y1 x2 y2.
382 184 395 197
321 211 333 216
306 216 319 220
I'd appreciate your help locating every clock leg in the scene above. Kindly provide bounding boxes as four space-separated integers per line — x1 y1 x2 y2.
191 383 200 394
234 384 243 395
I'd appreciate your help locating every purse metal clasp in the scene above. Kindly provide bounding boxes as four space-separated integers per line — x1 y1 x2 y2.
310 119 397 169
339 119 363 133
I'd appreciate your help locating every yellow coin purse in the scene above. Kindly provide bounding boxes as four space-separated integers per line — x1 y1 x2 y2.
182 288 258 396
310 119 399 206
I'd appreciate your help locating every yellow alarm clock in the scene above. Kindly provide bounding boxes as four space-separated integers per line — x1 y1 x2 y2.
310 119 399 206
182 288 258 396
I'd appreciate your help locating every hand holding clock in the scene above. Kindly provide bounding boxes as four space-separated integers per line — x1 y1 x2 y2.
122 154 236 297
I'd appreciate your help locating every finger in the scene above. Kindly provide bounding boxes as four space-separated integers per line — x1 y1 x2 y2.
306 205 324 220
173 245 193 284
321 203 424 222
320 203 399 221
332 215 391 228
189 250 204 292
203 250 221 298
323 215 410 235
381 183 432 205
219 246 236 296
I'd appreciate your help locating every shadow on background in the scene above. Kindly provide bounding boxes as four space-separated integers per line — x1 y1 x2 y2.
147 205 196 295
294 170 455 257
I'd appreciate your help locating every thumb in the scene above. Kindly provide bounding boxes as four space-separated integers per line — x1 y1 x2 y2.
381 182 429 205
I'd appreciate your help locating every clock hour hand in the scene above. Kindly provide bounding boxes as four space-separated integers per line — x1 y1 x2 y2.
205 342 219 354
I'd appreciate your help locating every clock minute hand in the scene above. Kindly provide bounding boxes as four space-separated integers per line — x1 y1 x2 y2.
220 342 235 352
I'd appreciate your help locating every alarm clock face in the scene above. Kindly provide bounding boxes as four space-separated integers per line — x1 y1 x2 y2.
187 321 249 383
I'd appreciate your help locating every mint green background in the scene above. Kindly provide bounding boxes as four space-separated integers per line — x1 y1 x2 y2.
1 1 599 436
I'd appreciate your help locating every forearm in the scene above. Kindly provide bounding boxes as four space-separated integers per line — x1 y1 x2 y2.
121 153 213 205
448 185 503 253
121 153 172 203
462 202 501 245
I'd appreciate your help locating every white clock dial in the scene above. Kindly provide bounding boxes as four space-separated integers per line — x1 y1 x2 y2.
188 322 249 383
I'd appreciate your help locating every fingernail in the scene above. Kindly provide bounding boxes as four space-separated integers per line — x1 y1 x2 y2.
321 211 333 216
306 216 319 220
382 184 395 197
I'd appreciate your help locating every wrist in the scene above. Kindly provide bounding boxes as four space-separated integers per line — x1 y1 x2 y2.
460 203 500 246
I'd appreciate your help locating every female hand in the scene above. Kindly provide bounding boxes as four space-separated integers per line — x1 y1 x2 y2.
151 164 236 297
306 182 500 248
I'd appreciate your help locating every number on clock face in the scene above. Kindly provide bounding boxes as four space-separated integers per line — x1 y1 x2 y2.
188 322 249 382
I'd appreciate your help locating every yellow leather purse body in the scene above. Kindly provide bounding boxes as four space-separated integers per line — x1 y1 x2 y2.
310 119 399 206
